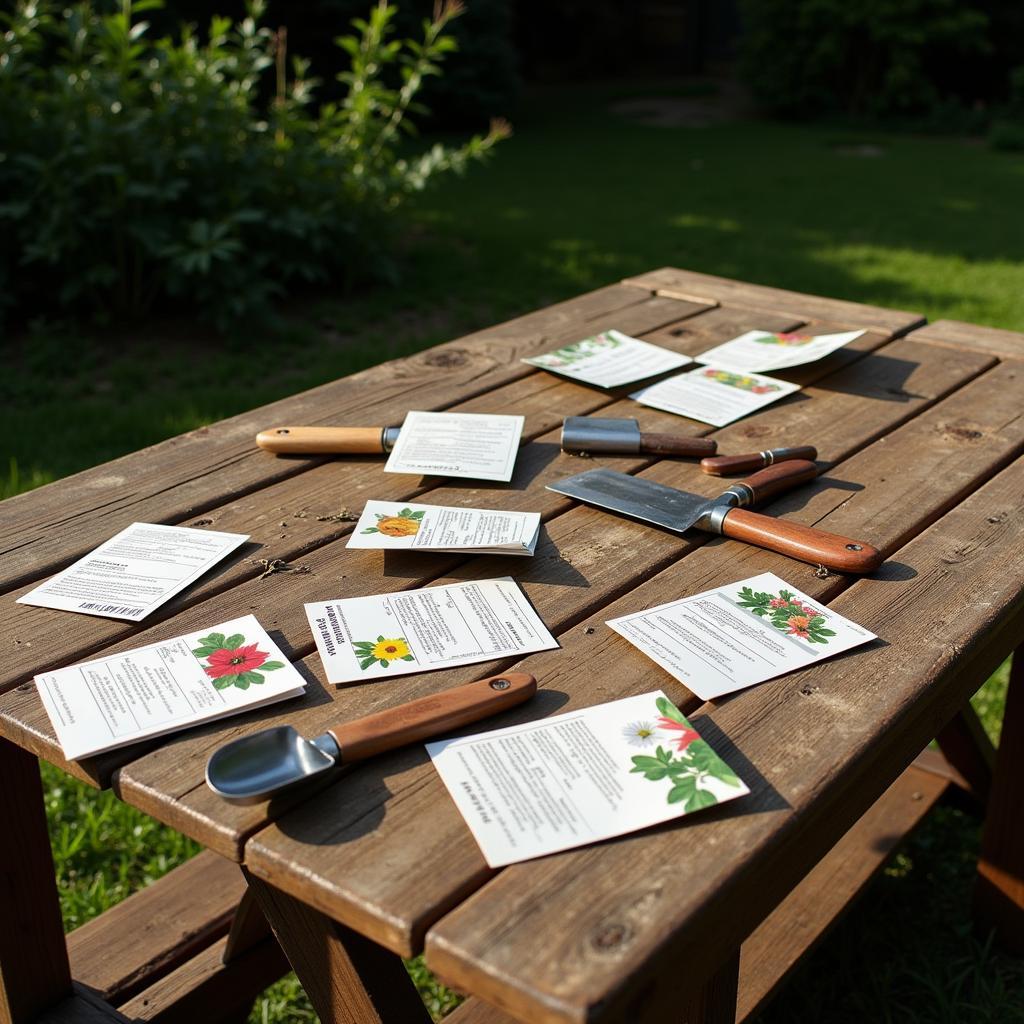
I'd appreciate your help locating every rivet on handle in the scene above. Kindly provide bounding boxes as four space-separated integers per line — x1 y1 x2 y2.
845 544 863 551
489 678 511 691
276 428 290 434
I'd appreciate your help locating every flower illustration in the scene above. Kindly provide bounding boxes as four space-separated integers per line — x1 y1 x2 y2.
204 643 269 678
192 631 286 691
353 635 416 670
785 615 812 638
734 586 837 644
629 696 743 809
622 720 658 747
361 507 425 537
754 331 812 347
702 368 782 394
656 715 700 754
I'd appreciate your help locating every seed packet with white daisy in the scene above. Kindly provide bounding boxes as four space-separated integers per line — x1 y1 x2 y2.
427 690 748 866
34 615 306 760
607 572 876 701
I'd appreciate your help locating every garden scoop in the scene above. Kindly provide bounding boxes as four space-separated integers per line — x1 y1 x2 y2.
205 672 536 804
547 460 883 573
561 416 717 458
255 425 402 455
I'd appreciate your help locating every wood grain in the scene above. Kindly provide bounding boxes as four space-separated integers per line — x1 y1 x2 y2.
242 358 1024 959
67 851 245 1004
0 298 792 698
423 460 1024 1024
116 933 287 1024
911 318 1024 361
0 288 707 593
245 873 430 1024
623 267 925 334
0 311 932 787
735 760 948 1021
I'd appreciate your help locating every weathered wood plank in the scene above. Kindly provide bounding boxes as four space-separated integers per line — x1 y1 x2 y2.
423 459 1024 1024
0 332 993 890
0 303 803 697
909 318 1024 361
68 851 245 1004
244 874 430 1024
0 739 72 1023
974 650 1024 953
237 356 1017 956
623 267 924 335
0 289 707 593
243 356 1019 954
735 760 949 1022
115 933 287 1024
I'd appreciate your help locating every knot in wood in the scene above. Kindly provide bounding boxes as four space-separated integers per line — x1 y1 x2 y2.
740 425 772 439
591 921 632 951
422 348 469 368
943 424 983 442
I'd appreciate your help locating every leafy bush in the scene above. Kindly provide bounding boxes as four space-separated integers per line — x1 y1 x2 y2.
0 0 509 327
738 0 992 120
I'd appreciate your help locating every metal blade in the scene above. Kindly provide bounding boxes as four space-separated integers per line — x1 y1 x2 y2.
546 468 711 533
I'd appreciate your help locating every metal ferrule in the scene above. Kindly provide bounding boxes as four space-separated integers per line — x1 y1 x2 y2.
702 504 733 535
382 426 402 452
720 482 755 507
311 732 342 761
762 447 803 463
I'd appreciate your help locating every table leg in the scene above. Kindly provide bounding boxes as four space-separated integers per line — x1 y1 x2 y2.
244 872 431 1024
679 950 739 1024
0 738 71 1023
974 651 1024 954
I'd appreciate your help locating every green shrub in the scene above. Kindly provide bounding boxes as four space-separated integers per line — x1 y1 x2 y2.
738 0 991 120
0 0 509 327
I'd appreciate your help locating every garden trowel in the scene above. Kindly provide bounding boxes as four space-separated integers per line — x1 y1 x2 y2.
561 416 716 458
206 672 536 804
547 460 882 573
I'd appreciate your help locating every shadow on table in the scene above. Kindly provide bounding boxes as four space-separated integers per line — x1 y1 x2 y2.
270 687 573 848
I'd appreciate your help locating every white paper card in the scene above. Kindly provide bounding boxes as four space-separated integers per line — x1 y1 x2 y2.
35 615 306 759
347 501 541 556
522 328 692 388
696 329 866 373
607 572 876 701
384 411 524 482
630 365 800 427
427 690 748 866
18 522 249 621
305 578 558 686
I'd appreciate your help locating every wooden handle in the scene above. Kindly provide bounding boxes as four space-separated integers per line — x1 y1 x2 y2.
701 446 818 476
255 426 386 455
328 672 537 762
638 433 717 457
722 509 883 573
729 459 818 504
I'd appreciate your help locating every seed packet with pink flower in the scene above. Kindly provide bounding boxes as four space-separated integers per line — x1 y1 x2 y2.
606 572 876 701
34 614 305 759
695 329 866 374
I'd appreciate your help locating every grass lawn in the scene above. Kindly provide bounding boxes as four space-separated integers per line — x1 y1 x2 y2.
8 81 1024 1022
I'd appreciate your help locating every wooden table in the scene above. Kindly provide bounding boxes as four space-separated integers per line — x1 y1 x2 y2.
2 267 1022 1024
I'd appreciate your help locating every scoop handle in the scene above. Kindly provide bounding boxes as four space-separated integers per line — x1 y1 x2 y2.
328 672 537 762
722 509 883 573
256 426 387 454
639 433 717 457
701 446 818 476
